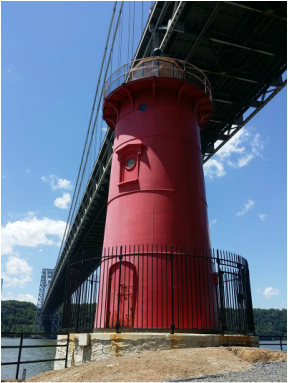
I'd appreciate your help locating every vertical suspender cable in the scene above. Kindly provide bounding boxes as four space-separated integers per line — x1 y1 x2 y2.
66 1 124 251
110 13 115 76
131 1 135 60
56 1 118 264
118 8 123 67
141 1 143 34
127 2 131 62
88 1 124 168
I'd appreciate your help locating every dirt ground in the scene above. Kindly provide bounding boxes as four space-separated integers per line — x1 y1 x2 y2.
22 347 287 382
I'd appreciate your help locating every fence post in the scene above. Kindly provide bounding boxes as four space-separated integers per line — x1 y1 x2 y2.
22 368 27 380
116 246 123 333
65 332 70 368
170 244 175 335
183 61 186 80
16 333 24 379
216 251 226 335
75 257 85 332
237 265 245 335
280 336 283 351
244 267 255 334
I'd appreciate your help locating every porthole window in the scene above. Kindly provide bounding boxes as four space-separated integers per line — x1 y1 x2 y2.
139 104 147 112
116 142 143 186
126 158 136 169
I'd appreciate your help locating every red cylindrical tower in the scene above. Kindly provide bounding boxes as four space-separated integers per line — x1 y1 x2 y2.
94 58 218 331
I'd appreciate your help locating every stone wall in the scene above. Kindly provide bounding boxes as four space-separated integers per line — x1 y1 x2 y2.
54 332 259 370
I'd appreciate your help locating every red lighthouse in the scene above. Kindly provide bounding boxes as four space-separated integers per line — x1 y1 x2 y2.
94 56 219 331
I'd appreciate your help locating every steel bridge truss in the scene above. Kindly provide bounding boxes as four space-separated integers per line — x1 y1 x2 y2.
34 269 60 333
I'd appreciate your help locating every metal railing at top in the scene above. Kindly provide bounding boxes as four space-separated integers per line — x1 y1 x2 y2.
104 57 212 101
1 332 69 380
62 245 255 336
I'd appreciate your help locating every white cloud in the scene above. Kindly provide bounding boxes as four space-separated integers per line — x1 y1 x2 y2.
259 213 268 221
264 287 280 299
2 292 37 305
204 128 265 180
2 256 33 288
57 179 73 190
2 273 32 288
5 210 35 223
204 159 226 179
209 219 217 227
5 256 32 275
1 213 67 255
237 153 254 167
217 129 246 161
251 133 264 156
236 200 255 217
18 294 37 304
54 193 71 209
41 175 73 190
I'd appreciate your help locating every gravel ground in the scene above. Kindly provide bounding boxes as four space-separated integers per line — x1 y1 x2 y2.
169 361 287 382
24 347 286 382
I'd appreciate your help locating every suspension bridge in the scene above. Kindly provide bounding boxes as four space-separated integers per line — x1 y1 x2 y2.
39 1 286 324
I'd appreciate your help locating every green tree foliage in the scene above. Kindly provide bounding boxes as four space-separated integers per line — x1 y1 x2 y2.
1 300 36 333
253 308 287 337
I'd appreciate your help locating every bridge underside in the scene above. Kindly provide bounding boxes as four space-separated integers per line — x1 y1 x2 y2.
43 1 287 315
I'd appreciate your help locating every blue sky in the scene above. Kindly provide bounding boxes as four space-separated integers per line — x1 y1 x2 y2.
1 1 287 311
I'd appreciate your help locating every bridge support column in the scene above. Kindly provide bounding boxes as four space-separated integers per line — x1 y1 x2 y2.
34 268 61 333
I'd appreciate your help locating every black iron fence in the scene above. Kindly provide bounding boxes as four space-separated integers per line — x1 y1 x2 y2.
62 245 255 335
259 335 287 351
1 332 69 380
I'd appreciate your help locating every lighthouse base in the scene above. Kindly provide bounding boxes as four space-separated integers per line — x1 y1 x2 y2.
54 332 259 369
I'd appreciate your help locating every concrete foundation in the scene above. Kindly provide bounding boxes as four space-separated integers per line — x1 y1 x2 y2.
54 332 259 370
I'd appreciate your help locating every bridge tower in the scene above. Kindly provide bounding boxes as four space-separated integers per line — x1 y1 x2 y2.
95 55 218 331
34 268 60 333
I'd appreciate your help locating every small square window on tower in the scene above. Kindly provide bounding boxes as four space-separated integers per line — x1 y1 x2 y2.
116 142 143 186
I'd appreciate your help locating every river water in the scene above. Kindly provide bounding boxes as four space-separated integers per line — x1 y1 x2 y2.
1 337 66 381
259 340 287 351
1 337 286 380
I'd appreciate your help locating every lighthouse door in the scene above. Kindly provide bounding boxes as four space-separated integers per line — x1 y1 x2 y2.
106 262 134 328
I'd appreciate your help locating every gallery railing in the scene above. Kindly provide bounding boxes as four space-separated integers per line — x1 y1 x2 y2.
61 245 255 335
104 57 212 101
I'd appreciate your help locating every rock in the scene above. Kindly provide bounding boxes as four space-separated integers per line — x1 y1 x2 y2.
228 347 287 363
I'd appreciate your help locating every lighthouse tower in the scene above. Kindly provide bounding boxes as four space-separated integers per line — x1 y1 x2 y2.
94 55 219 331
